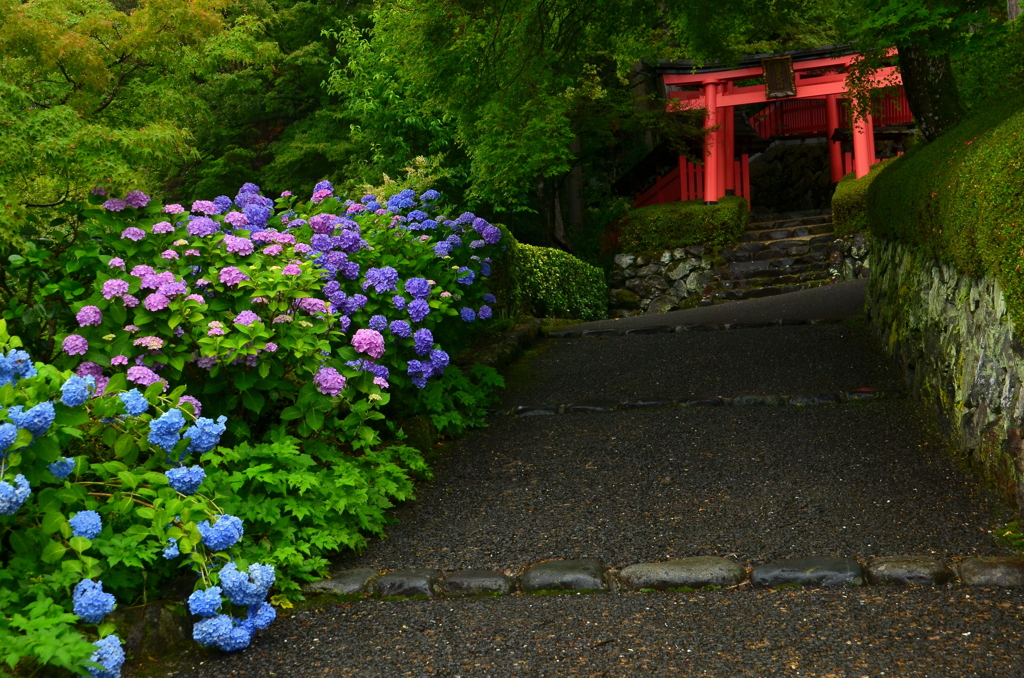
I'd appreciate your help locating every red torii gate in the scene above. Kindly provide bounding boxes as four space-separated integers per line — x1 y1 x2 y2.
662 51 902 205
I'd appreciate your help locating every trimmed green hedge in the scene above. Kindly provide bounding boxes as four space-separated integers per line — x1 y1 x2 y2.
493 231 607 321
866 93 1024 324
617 195 748 252
832 160 892 237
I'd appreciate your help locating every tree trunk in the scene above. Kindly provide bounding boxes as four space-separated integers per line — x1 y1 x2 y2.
897 42 967 142
564 137 585 236
535 178 573 251
1009 0 1020 21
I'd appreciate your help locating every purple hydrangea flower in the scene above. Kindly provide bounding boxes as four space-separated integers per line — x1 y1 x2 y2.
164 204 185 214
124 190 150 208
191 200 219 215
224 235 254 256
392 296 407 311
364 267 399 294
120 227 145 241
430 349 450 371
408 299 430 323
188 217 220 237
413 329 433 356
404 278 431 299
433 242 452 257
144 293 170 312
152 221 174 234
63 334 89 355
214 195 233 213
454 212 475 225
478 305 493 320
179 395 202 417
104 199 128 212
351 329 385 359
127 366 166 391
76 306 102 326
482 225 502 244
219 267 249 286
224 211 248 228
420 189 441 202
389 320 412 338
313 367 346 396
233 311 261 326
368 315 388 332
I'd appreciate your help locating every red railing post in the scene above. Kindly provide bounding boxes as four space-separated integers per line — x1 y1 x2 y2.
826 94 844 183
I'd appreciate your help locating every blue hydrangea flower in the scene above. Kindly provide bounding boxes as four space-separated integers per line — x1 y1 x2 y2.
469 240 485 249
166 465 206 495
314 180 334 193
364 267 399 294
446 234 462 249
368 315 388 332
0 423 17 456
198 514 244 552
70 510 103 539
0 474 30 515
73 579 116 623
60 375 96 407
457 268 475 285
433 241 452 257
88 634 124 678
48 457 75 479
184 416 228 455
460 307 476 322
407 210 429 221
408 299 430 323
392 296 407 311
0 349 36 387
483 293 497 304
367 363 389 380
243 602 277 632
453 212 475 225
219 561 276 606
404 278 431 300
365 201 382 211
163 538 180 560
148 408 185 453
430 349 450 371
360 193 375 204
413 329 433 356
119 389 149 416
243 204 271 230
420 189 441 202
213 195 233 213
478 305 493 320
389 320 412 338
188 586 224 617
7 402 55 437
481 262 492 276
193 614 252 652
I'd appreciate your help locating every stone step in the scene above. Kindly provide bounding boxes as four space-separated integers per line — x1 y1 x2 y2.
715 259 831 280
721 247 829 264
738 223 835 242
745 215 831 231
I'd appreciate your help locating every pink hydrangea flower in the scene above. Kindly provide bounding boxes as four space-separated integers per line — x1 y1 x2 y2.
264 342 278 353
124 325 140 333
274 232 296 245
262 244 283 256
102 279 129 300
223 235 254 256
111 355 129 366
373 376 389 389
141 272 175 290
185 249 200 257
282 264 301 276
313 366 346 396
294 243 312 254
440 291 452 298
131 265 155 278
179 395 202 417
312 189 333 203
62 334 88 355
109 257 125 269
159 282 187 297
77 306 102 326
186 294 205 304
144 293 170 312
123 294 139 308
252 297 267 304
191 200 219 215
351 329 385 359
127 365 166 391
346 203 365 214
296 298 327 314
218 267 249 286
133 336 164 351
233 311 261 326
196 279 210 287
280 191 293 197
164 204 185 214
121 227 145 241
152 221 174 234
207 321 225 336
224 212 248 228
161 250 179 260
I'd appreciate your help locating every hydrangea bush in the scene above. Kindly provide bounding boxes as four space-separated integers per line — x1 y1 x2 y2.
0 322 278 677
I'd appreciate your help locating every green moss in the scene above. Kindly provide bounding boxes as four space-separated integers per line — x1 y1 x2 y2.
831 161 890 237
866 94 1024 326
492 230 607 321
617 196 748 252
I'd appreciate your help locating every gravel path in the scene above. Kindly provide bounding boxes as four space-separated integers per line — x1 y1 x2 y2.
166 588 1024 677
155 284 1024 678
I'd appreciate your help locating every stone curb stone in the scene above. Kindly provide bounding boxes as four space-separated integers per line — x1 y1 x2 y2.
625 326 674 335
564 400 619 413
789 393 841 406
302 568 378 596
751 556 864 588
373 569 441 598
678 397 724 407
866 556 953 586
522 559 607 593
582 329 619 337
620 399 672 409
733 394 785 407
618 557 746 591
442 570 515 597
959 557 1024 587
512 405 558 416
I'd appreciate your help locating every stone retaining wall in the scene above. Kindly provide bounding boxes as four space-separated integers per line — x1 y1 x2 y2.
868 238 1024 512
608 248 712 318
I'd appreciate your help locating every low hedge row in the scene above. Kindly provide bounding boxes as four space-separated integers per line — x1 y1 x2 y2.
616 196 748 252
865 93 1024 324
494 232 607 321
831 161 891 237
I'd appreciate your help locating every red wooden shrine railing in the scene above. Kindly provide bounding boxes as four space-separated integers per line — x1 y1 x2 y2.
634 155 751 209
748 89 913 139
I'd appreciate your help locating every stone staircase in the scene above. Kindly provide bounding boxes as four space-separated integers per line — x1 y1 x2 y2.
706 209 843 303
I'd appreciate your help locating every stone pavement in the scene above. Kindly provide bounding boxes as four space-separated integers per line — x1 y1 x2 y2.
163 281 1024 678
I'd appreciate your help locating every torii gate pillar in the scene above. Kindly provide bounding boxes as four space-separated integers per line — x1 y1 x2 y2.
703 81 720 205
826 94 844 183
852 101 874 179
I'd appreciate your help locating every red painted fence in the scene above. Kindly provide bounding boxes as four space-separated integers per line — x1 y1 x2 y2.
749 89 913 139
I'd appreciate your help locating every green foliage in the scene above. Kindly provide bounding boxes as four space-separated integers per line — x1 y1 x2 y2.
954 18 1024 111
203 435 430 597
616 196 748 252
495 232 606 321
866 93 1024 325
831 161 891 237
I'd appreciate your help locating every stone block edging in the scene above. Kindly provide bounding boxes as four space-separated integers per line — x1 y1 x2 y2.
546 318 846 339
301 556 1024 601
492 389 900 417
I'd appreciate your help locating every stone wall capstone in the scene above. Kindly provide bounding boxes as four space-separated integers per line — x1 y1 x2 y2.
868 238 1024 512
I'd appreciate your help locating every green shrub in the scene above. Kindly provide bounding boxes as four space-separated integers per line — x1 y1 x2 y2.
832 160 892 237
494 233 607 321
866 93 1024 324
616 195 748 252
